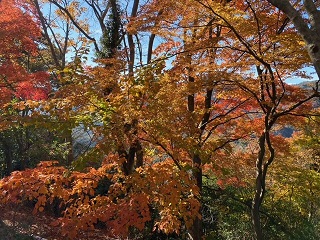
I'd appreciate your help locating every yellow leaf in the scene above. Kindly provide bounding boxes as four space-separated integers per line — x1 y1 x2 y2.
88 105 96 113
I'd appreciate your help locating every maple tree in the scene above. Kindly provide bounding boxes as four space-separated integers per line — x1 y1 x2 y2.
0 0 54 176
134 0 319 239
266 121 320 239
0 0 50 106
1 0 320 239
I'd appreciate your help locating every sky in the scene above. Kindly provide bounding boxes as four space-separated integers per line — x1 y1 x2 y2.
285 66 318 85
40 0 319 86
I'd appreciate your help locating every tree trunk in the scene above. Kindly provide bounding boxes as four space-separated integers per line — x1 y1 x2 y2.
252 127 275 240
187 72 203 239
190 154 202 240
135 140 143 168
251 133 266 240
266 0 320 79
252 172 264 240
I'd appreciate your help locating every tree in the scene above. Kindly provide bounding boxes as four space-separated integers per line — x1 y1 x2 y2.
136 1 319 239
266 0 320 79
0 0 53 175
0 0 50 106
1 0 320 239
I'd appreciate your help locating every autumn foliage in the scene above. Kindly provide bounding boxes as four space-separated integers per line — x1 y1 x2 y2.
0 0 50 106
0 158 199 239
0 0 320 239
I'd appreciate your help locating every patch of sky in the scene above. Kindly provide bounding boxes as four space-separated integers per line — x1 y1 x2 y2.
286 66 318 85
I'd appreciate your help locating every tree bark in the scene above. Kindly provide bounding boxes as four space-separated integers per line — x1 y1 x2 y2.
190 154 202 240
119 119 143 175
266 0 320 79
252 121 276 240
187 68 203 239
251 133 266 240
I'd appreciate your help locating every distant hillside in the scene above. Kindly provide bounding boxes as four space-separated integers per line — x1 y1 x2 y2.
278 81 319 138
295 80 318 89
278 126 294 138
295 80 320 107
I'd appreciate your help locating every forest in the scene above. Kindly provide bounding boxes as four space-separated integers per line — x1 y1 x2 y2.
0 0 320 239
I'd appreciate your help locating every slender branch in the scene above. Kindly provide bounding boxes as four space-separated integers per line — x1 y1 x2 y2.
140 130 182 170
48 0 100 53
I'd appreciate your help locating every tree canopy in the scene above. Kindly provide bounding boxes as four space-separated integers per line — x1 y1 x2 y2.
0 0 320 239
